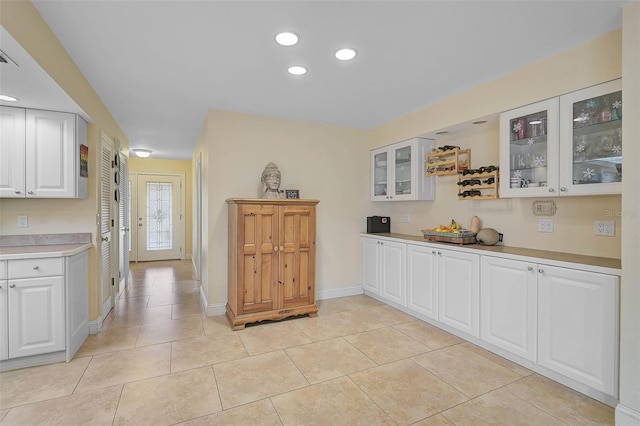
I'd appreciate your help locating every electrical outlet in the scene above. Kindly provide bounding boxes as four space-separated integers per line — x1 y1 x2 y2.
594 220 615 236
537 218 553 233
402 214 410 223
17 214 28 228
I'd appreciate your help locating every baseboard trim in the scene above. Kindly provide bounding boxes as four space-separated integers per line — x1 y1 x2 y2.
616 404 640 425
89 316 104 335
199 284 226 316
316 286 363 300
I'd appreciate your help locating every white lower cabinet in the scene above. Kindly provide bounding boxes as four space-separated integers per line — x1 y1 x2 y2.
480 256 537 362
362 236 406 305
537 265 618 396
407 244 438 320
0 276 7 361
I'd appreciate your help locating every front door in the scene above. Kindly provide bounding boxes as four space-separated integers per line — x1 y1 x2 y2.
135 174 183 262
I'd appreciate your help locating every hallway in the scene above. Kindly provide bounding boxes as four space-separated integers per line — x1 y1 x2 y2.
0 260 614 425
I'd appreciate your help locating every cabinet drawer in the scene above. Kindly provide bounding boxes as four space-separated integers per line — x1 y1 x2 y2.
8 257 64 279
0 260 6 279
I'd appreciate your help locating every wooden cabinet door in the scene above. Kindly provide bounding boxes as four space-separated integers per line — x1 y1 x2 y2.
8 276 65 358
280 205 315 309
238 204 278 315
480 256 537 361
537 265 618 395
438 249 480 338
25 110 75 198
0 106 26 198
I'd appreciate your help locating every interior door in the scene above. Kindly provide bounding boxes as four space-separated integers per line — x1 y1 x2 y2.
100 133 116 318
118 153 130 292
136 174 183 261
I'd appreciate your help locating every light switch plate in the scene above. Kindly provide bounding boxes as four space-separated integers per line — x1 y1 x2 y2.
17 214 28 228
594 220 615 236
402 214 410 223
538 218 553 233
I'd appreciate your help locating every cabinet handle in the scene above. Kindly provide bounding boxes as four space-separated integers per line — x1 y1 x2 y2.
437 251 442 256
9 284 16 288
538 268 544 274
101 236 109 242
431 250 436 255
274 245 279 252
279 246 284 252
33 266 39 270
15 190 21 194
548 188 555 193
27 191 34 195
527 266 533 272
560 187 567 192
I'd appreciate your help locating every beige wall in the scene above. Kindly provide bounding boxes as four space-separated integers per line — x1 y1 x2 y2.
128 157 193 258
369 30 623 258
619 1 640 420
0 1 130 322
196 110 370 307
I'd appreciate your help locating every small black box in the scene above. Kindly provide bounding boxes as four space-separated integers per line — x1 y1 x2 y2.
367 216 391 233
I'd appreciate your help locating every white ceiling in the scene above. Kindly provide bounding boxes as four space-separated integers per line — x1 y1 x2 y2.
1 1 629 160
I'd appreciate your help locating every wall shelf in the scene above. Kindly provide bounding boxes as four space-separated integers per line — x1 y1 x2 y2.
426 148 471 176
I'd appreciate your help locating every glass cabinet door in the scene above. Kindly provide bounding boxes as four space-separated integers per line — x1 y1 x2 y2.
559 79 622 195
394 144 412 199
371 148 388 200
500 98 559 198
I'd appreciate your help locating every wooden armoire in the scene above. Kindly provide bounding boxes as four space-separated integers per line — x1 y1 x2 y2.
226 198 319 330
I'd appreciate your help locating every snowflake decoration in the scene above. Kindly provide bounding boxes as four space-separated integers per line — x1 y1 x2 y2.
527 139 534 145
533 156 546 167
513 170 523 179
513 122 522 132
611 145 622 154
576 142 586 153
583 168 596 180
575 112 590 123
613 100 622 109
586 100 597 109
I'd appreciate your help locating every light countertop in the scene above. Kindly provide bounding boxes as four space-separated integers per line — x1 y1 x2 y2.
0 243 92 260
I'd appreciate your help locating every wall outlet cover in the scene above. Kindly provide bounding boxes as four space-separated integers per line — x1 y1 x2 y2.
17 214 28 228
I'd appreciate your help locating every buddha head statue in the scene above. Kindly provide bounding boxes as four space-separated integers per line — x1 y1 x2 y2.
261 162 281 198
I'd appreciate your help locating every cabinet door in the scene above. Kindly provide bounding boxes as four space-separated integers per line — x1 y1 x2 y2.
8 276 65 358
480 257 537 361
390 139 414 201
237 204 278 315
0 106 26 198
537 265 618 395
380 240 406 306
559 79 622 196
25 110 76 198
0 281 7 360
371 147 389 201
362 238 381 295
407 244 438 320
280 205 315 309
499 98 560 198
438 249 480 337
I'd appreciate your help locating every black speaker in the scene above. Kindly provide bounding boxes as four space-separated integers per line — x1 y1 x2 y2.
367 216 390 233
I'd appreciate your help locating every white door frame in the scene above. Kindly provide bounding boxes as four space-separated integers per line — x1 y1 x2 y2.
129 171 186 262
194 152 202 280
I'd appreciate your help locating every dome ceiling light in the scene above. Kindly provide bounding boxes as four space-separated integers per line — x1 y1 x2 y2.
275 31 300 47
0 94 18 102
132 149 152 158
288 65 307 75
335 48 357 61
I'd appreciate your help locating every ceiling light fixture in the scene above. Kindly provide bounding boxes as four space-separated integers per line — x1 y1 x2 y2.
132 149 152 158
0 94 18 102
288 65 307 75
275 31 300 47
436 131 449 135
473 120 487 125
335 48 357 61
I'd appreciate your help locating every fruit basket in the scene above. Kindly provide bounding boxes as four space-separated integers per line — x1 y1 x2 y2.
421 230 477 245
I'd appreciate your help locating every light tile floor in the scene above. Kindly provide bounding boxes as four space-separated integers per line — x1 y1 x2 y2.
0 260 614 425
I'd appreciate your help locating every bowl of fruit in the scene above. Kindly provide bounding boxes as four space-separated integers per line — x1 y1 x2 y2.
421 219 477 245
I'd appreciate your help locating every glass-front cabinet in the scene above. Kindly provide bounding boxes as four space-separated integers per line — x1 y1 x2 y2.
500 79 622 198
371 138 435 201
559 79 622 196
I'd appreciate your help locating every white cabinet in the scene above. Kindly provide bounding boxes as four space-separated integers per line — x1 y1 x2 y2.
0 107 88 199
371 137 435 201
407 244 438 320
0 251 89 367
500 79 622 198
537 265 618 396
362 237 406 305
480 256 537 362
437 249 480 338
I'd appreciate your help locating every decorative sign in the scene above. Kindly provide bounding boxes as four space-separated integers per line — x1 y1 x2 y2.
80 145 89 177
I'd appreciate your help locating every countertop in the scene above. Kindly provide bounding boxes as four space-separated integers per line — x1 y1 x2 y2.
362 232 622 275
0 233 92 260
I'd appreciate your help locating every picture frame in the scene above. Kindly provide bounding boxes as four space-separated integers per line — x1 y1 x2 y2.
285 189 299 199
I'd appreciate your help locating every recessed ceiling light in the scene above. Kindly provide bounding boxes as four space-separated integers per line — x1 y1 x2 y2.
275 31 299 47
0 94 18 102
473 120 487 125
288 66 307 75
436 131 449 135
132 149 152 158
335 48 357 61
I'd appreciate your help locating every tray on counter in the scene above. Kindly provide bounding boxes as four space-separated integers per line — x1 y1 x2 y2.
421 230 477 245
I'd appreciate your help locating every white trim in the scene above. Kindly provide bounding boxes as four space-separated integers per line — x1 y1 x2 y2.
616 404 640 426
88 318 103 335
199 284 227 316
0 351 66 372
316 285 363 300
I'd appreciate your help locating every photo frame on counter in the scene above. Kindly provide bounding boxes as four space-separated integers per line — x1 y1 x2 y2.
285 189 299 199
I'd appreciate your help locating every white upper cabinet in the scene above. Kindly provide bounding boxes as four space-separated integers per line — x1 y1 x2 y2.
500 79 622 198
371 137 435 201
0 107 88 199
